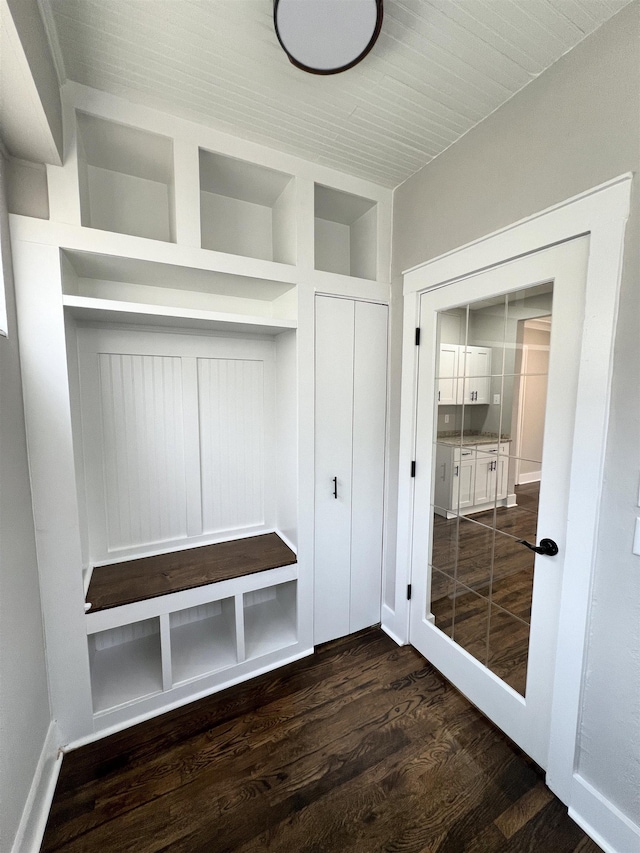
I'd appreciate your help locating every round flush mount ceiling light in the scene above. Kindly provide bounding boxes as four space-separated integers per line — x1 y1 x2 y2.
274 0 383 75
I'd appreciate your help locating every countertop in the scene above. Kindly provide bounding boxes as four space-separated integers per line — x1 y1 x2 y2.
436 432 511 447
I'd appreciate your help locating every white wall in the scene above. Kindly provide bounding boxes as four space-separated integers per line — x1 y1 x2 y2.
391 0 640 830
0 157 52 851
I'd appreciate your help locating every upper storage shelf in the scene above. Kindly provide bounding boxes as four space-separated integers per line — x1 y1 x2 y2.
60 248 297 333
314 184 377 281
77 112 176 243
200 150 296 265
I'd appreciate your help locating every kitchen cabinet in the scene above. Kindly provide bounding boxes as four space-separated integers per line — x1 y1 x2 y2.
434 441 510 519
314 295 388 645
437 344 492 405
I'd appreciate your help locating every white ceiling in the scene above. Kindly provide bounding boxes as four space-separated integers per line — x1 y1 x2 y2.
42 0 631 188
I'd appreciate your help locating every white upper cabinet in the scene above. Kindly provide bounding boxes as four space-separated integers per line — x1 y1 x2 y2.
437 344 492 405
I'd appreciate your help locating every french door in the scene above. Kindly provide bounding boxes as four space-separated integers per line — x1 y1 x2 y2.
409 237 589 768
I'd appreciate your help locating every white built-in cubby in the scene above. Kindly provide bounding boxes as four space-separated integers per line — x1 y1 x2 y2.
85 567 298 720
77 112 176 242
89 618 163 714
314 184 377 280
243 582 297 660
170 599 237 685
199 150 296 264
10 82 392 743
60 248 297 334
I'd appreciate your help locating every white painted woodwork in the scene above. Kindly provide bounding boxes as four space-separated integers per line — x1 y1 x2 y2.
10 79 392 744
408 237 593 771
89 618 163 713
169 599 237 686
434 442 509 518
198 357 267 535
350 300 388 634
200 149 295 264
314 295 387 645
314 296 354 645
76 327 280 561
42 0 632 186
314 185 377 280
243 582 297 660
76 112 175 241
436 343 491 405
437 343 458 405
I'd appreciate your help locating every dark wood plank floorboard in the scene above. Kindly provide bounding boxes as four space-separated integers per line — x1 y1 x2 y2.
42 628 600 853
86 533 296 612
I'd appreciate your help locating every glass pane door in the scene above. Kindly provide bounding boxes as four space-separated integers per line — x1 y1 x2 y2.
429 283 553 696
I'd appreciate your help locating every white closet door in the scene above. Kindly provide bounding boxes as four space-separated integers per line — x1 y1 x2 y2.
314 296 388 646
350 301 388 634
314 297 354 645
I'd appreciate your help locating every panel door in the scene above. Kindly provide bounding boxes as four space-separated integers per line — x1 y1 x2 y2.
453 458 475 510
314 296 354 645
410 238 589 768
314 296 388 645
470 347 492 404
350 300 388 634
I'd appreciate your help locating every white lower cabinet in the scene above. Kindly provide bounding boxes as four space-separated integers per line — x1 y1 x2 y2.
314 295 388 645
434 442 510 519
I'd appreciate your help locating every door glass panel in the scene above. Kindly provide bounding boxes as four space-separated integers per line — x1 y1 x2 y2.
428 282 553 696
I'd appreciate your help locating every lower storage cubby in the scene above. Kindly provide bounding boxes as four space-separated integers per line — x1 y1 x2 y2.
170 598 237 685
243 581 297 661
89 618 163 713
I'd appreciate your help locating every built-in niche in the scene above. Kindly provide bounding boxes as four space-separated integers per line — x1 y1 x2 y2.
314 184 377 280
199 150 296 264
77 112 176 242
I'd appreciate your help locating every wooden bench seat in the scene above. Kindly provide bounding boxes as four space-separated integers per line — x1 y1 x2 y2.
86 533 297 613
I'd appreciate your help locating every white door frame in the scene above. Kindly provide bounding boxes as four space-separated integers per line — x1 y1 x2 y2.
388 174 631 808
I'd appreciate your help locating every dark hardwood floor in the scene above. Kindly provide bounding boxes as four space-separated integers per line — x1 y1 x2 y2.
42 628 600 853
431 483 540 695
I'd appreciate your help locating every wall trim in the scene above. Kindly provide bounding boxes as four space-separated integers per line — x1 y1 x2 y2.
569 774 640 853
10 722 62 853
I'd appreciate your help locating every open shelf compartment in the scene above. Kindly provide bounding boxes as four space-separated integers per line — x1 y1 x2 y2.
243 581 297 661
60 248 297 332
77 112 176 243
314 184 377 280
89 617 163 714
200 150 296 264
170 598 237 686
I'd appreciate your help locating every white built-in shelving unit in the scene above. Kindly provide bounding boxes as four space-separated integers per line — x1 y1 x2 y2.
10 81 392 743
314 183 377 281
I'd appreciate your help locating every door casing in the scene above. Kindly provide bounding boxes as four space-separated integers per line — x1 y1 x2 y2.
386 174 632 807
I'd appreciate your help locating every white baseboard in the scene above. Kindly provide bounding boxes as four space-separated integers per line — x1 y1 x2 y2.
11 721 62 853
569 773 640 853
517 471 541 485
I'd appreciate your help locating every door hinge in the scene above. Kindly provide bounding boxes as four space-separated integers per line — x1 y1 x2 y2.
415 327 421 345
410 460 416 478
407 584 412 600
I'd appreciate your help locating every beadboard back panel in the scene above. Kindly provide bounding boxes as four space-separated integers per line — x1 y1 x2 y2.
98 352 188 550
76 326 277 563
198 357 268 535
